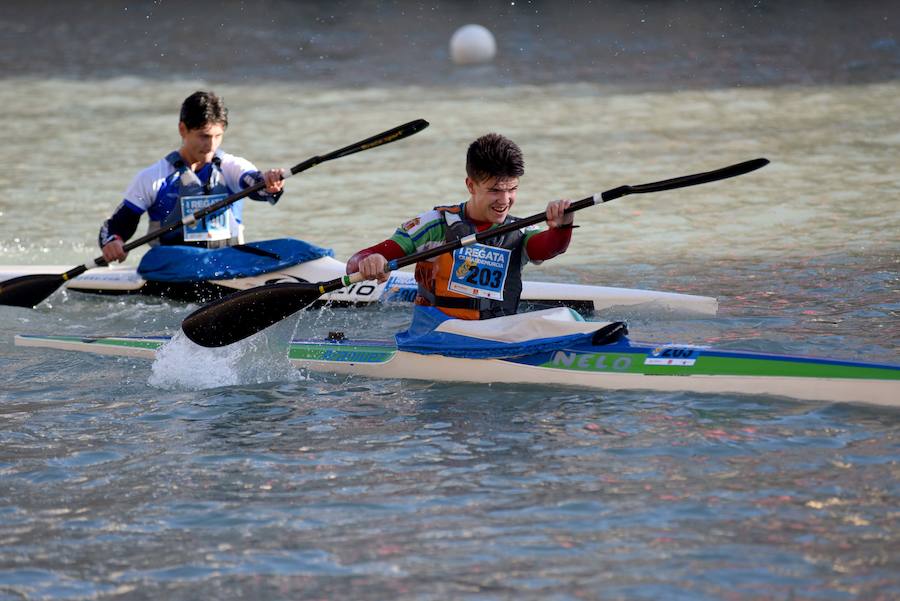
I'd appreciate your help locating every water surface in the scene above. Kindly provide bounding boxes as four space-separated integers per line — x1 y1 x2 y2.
1 2 898 599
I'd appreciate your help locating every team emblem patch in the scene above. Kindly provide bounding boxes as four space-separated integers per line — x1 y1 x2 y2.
455 257 477 278
402 217 420 232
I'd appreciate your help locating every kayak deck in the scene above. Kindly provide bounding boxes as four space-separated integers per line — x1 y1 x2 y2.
14 334 900 408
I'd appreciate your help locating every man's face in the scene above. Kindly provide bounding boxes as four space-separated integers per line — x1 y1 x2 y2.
178 121 225 165
466 176 518 224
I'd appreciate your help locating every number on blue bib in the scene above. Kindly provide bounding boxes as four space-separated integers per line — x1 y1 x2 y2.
181 194 232 242
447 243 511 301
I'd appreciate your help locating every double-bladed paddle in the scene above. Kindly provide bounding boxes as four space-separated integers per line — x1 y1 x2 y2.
0 119 430 309
182 157 769 347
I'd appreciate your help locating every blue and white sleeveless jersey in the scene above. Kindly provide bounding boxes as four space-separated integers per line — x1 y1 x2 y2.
99 150 282 248
121 151 261 225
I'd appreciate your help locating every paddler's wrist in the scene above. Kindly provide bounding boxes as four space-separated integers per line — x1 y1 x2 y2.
101 233 123 247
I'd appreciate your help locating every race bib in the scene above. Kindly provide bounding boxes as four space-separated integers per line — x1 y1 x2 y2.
181 194 231 242
447 243 511 301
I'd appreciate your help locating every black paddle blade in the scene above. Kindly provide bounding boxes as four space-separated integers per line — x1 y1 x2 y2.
328 119 430 161
181 282 324 347
631 157 770 194
601 158 770 202
0 273 66 308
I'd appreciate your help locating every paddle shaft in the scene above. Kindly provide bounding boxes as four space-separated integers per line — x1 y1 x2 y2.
62 118 431 281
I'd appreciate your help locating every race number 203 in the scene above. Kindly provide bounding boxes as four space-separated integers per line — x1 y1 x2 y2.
447 243 511 301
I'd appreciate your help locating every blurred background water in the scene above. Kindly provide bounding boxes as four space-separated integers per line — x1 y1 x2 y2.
1 1 898 599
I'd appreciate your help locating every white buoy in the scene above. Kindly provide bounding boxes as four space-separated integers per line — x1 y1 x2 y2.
450 24 497 65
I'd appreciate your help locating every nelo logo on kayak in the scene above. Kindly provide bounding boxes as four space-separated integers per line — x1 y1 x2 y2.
549 351 633 371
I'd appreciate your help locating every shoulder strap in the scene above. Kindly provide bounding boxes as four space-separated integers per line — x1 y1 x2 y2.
164 150 201 187
164 151 187 171
432 202 467 227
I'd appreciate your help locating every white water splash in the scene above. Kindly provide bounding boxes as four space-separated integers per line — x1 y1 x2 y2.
148 319 304 390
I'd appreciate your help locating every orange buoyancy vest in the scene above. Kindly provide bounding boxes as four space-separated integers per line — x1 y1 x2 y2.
415 204 530 320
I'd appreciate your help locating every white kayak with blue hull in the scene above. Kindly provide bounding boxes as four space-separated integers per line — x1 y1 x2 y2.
0 239 718 315
14 308 899 408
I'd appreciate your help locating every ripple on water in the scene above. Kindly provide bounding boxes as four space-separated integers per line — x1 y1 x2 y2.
1 69 899 600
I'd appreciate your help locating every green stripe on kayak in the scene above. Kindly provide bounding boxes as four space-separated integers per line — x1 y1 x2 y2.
688 355 900 380
288 342 396 364
542 351 900 380
23 335 167 351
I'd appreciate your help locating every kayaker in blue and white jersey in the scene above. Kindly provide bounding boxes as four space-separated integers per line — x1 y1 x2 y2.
348 133 574 320
98 90 286 263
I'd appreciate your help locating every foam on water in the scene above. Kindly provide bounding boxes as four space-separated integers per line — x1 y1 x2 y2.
148 319 303 390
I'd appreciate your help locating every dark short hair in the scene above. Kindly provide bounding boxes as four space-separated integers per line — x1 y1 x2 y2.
180 90 229 131
466 133 525 182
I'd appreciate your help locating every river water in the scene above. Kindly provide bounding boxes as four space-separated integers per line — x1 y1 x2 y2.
1 1 899 599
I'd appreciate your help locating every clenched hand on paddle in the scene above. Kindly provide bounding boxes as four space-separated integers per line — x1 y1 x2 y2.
181 157 770 348
0 119 430 309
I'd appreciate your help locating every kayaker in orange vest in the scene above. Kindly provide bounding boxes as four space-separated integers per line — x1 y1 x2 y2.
347 133 574 319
